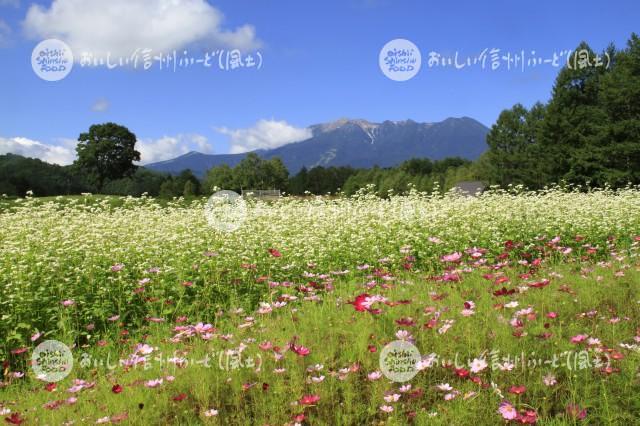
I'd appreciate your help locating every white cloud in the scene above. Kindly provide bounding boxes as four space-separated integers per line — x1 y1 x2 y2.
22 0 260 61
137 134 213 164
0 136 76 165
217 119 312 154
91 98 109 112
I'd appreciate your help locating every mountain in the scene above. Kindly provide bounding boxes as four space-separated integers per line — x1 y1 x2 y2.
146 117 489 177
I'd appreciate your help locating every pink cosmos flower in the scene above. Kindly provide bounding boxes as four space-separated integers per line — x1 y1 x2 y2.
309 375 325 384
349 293 371 311
61 300 75 307
290 344 310 357
469 358 488 373
367 371 382 381
145 379 163 388
441 252 462 263
257 303 273 314
267 248 282 257
508 385 526 395
566 404 587 420
298 394 320 405
444 391 459 401
383 393 401 402
259 341 273 351
110 264 124 272
570 334 588 344
498 400 518 420
135 343 154 355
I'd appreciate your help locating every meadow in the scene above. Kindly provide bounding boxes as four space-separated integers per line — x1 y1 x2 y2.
0 187 639 425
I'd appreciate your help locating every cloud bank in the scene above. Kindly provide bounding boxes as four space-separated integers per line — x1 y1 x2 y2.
137 134 213 164
0 137 76 165
23 0 261 60
217 120 312 154
1 133 214 166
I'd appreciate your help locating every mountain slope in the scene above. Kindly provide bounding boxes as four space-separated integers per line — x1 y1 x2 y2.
146 117 489 176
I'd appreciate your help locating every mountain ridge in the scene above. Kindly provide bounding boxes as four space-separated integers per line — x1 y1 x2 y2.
146 117 489 177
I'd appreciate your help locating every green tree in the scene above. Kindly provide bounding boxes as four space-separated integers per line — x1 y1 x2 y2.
74 123 140 189
183 180 195 198
288 166 309 194
540 42 611 185
233 153 289 190
175 170 200 196
401 158 433 176
263 157 289 189
597 34 640 185
485 103 546 188
159 178 176 199
234 153 263 190
203 164 236 194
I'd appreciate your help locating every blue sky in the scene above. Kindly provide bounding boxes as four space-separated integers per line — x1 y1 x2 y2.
0 0 638 164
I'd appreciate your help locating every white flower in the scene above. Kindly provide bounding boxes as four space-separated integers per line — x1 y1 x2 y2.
436 383 453 392
542 374 557 386
498 361 515 371
204 408 219 417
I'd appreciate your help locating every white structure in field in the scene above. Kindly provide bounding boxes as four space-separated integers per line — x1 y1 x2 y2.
453 181 485 196
241 189 281 200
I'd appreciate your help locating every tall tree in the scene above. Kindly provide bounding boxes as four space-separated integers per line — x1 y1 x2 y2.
74 123 140 189
234 153 263 190
598 34 640 185
540 42 611 185
485 103 546 188
263 157 289 189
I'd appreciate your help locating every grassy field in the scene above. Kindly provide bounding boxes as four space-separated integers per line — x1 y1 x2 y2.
0 189 639 425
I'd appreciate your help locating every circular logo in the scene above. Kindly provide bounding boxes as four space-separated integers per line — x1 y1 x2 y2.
204 190 247 232
379 340 421 382
379 39 421 82
31 39 74 81
31 340 73 382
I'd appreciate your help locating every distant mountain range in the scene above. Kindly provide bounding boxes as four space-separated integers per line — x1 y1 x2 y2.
146 117 489 177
